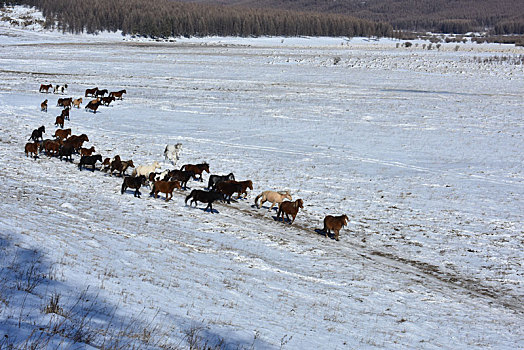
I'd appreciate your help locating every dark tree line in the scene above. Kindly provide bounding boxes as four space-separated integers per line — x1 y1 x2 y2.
2 0 393 38
177 0 524 34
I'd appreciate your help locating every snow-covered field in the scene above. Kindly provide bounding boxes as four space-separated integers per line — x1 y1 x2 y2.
1 5 523 349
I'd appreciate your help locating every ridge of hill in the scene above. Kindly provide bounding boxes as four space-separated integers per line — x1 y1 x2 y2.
178 0 524 34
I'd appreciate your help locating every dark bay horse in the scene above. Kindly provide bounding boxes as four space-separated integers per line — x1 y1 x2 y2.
85 87 98 97
28 126 45 142
216 181 243 204
78 154 102 171
121 175 147 197
181 163 209 182
207 173 235 190
39 84 52 93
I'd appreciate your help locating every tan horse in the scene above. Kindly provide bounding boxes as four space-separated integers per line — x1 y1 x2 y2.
254 190 291 211
322 214 349 241
72 98 83 108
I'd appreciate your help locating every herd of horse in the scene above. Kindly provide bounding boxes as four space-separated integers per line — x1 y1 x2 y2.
26 83 349 240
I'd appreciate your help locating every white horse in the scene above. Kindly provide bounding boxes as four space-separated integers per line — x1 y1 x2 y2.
254 190 292 211
164 143 182 166
132 161 161 177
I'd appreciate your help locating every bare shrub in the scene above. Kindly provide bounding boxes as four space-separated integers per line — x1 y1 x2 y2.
14 254 44 293
44 293 63 315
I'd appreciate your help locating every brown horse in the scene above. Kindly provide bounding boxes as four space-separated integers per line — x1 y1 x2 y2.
25 142 40 159
109 89 126 100
41 99 48 112
79 146 95 156
277 199 304 224
72 98 83 108
57 97 72 108
85 87 98 97
44 140 60 157
108 155 122 176
39 84 53 93
101 157 111 172
64 134 89 152
150 180 181 201
55 115 65 128
53 128 71 140
61 99 72 109
322 215 349 241
111 159 134 177
181 163 209 182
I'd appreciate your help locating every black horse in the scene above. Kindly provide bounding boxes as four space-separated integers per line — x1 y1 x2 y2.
28 125 45 142
207 173 235 190
185 190 224 213
58 145 74 162
121 175 147 197
78 154 102 171
168 169 195 190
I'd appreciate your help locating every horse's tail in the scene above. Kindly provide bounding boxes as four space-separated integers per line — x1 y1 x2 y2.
254 193 263 208
121 182 126 195
180 164 186 171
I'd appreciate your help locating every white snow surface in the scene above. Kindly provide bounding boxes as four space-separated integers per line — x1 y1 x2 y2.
0 5 523 349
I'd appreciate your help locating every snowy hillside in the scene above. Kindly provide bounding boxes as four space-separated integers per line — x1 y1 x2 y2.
0 5 523 349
